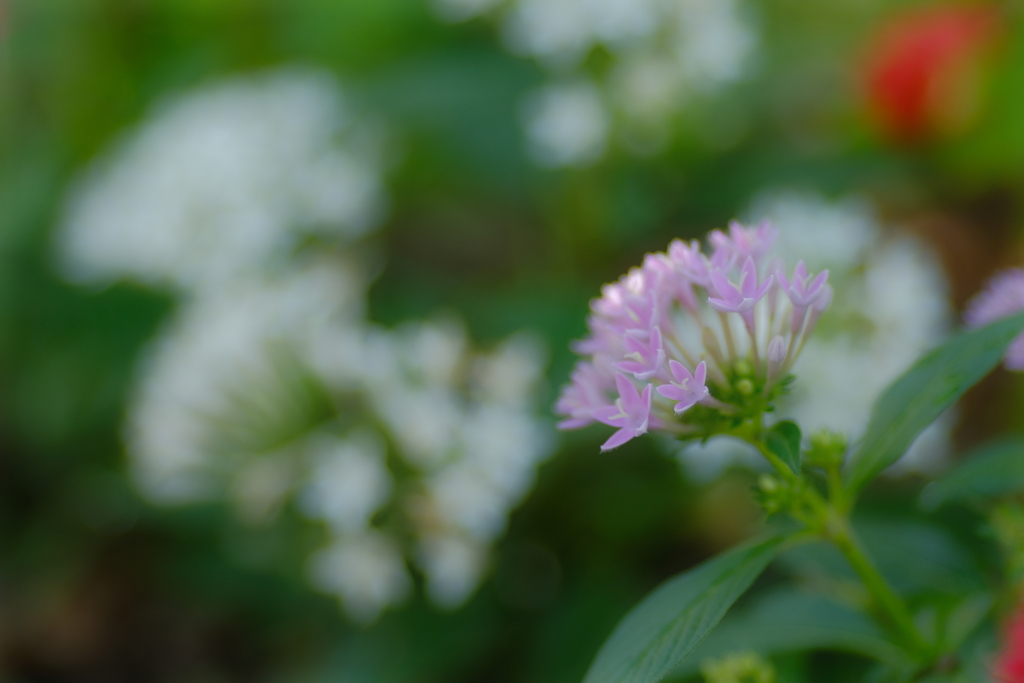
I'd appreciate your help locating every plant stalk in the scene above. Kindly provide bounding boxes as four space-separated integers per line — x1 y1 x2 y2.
829 521 931 659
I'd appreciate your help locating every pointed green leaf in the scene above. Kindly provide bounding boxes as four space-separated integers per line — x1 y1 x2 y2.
845 313 1024 494
667 587 908 679
766 421 802 475
583 535 786 683
921 436 1024 509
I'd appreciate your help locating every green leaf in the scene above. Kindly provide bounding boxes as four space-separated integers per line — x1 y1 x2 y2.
666 587 907 679
766 421 802 475
844 313 1024 494
778 519 986 596
921 436 1024 509
583 535 785 683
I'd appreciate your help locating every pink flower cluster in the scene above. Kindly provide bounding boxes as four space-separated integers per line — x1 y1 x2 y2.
556 222 832 452
965 268 1024 370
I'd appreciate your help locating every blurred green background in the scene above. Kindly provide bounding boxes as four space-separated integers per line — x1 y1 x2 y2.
3 1 1024 681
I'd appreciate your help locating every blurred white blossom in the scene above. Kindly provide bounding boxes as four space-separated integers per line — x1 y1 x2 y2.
436 0 757 164
58 68 386 291
299 430 392 533
523 81 609 167
307 531 411 624
417 534 489 608
58 69 555 623
128 259 364 503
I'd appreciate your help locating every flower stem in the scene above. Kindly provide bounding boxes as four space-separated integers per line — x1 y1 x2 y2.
828 520 931 659
750 432 930 661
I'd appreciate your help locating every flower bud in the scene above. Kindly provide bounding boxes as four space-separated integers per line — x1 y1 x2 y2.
813 283 833 312
804 429 847 469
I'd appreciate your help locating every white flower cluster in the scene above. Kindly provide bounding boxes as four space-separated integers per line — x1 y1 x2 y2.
308 320 551 609
58 68 386 291
56 68 553 623
433 0 756 165
678 191 954 480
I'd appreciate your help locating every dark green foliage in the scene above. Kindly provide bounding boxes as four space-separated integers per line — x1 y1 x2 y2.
845 314 1024 495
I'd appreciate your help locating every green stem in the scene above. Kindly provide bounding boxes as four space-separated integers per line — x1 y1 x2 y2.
830 520 930 658
749 433 930 661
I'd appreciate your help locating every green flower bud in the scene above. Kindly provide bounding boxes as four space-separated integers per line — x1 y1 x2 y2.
701 651 775 683
804 429 847 469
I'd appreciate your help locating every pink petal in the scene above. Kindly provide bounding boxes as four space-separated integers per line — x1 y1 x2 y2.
601 427 635 451
668 359 690 384
592 405 627 427
657 384 685 401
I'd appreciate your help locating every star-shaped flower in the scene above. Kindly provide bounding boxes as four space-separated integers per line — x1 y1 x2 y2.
708 257 773 331
615 325 667 381
656 360 709 414
592 374 653 451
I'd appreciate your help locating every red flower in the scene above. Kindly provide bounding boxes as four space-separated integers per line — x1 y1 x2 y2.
863 4 999 142
995 604 1024 683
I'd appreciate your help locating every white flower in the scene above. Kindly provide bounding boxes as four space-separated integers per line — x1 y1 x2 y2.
58 68 385 292
435 0 757 159
471 332 547 408
671 0 755 91
127 261 361 503
460 405 549 498
307 532 411 624
400 319 468 388
522 81 609 168
749 190 878 271
427 464 509 541
299 430 392 533
417 534 489 609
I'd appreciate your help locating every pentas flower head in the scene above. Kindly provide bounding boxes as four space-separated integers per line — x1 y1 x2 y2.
966 268 1024 370
556 222 833 451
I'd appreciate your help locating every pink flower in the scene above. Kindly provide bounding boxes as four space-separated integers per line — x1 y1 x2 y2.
709 220 778 263
708 257 774 331
592 269 664 339
555 362 613 429
669 239 714 287
616 325 668 381
556 224 831 453
778 261 830 334
592 374 654 451
644 252 699 314
656 361 709 414
965 268 1024 370
767 335 786 380
994 603 1024 683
